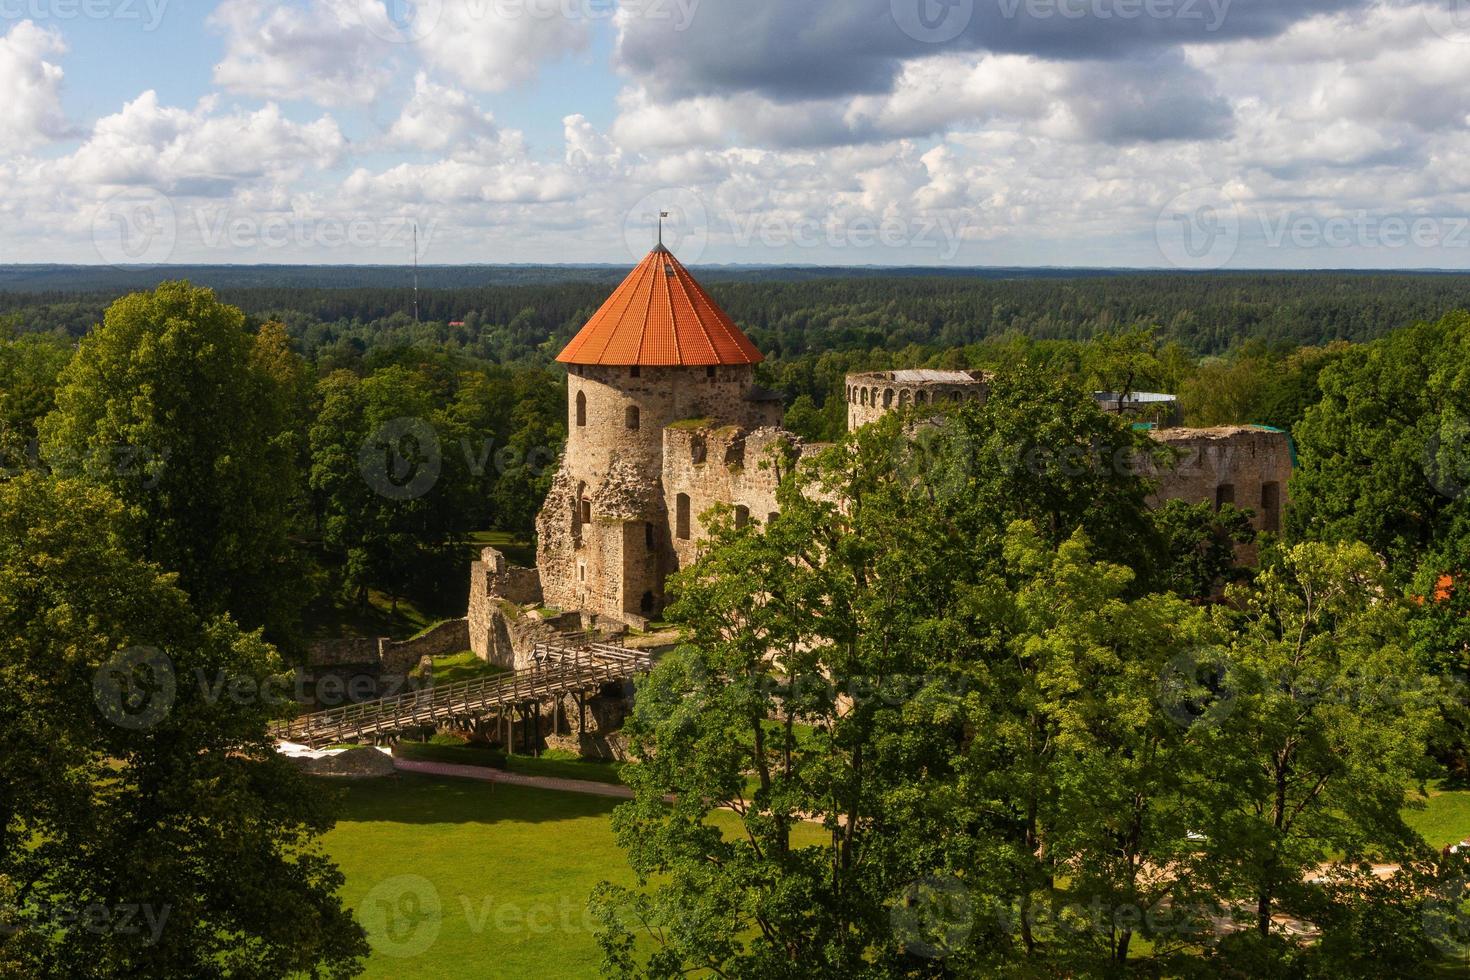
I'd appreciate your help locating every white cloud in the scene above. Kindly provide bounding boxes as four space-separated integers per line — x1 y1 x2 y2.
0 21 71 154
415 0 591 92
63 91 346 196
386 72 499 151
211 0 394 106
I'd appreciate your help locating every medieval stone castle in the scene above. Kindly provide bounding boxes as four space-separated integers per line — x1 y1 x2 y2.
465 247 1293 656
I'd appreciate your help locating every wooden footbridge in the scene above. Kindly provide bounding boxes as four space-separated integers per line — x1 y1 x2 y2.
274 641 653 748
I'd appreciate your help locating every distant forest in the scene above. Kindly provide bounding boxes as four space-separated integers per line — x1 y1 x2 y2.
4 269 1469 364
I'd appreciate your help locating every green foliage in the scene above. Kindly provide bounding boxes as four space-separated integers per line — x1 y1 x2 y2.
1290 311 1470 573
38 282 307 638
0 473 364 978
1152 499 1256 599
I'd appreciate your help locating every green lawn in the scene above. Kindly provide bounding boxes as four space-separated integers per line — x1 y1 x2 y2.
418 651 511 686
320 773 823 978
1404 784 1470 849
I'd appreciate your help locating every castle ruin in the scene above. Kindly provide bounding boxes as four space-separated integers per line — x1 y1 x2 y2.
467 248 1294 658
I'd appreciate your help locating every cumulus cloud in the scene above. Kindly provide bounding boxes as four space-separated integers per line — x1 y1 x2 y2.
63 91 346 196
414 0 591 92
211 0 394 106
0 21 72 154
615 0 1370 103
386 72 499 151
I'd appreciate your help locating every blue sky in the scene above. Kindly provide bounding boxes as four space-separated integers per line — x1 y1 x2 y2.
3 0 1470 267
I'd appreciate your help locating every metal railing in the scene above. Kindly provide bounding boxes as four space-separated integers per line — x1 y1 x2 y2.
275 641 652 747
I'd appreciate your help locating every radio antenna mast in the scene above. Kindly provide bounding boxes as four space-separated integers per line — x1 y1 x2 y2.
412 222 421 324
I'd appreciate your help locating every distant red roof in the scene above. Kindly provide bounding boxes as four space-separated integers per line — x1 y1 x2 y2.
557 247 763 367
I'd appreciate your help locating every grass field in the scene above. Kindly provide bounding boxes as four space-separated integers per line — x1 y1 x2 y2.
319 773 1470 978
320 773 824 979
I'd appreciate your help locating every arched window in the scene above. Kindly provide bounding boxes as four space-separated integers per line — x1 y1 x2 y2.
883 389 895 408
575 391 586 427
640 591 654 615
860 388 868 406
577 482 590 524
1215 484 1236 510
676 494 691 540
1261 482 1282 533
691 435 707 465
734 505 750 529
645 522 656 551
626 405 640 430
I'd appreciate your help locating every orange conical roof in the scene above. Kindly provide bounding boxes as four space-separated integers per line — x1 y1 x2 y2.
557 247 764 367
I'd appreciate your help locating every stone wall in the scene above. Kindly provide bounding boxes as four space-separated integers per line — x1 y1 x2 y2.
1141 426 1293 557
380 618 470 676
662 423 799 573
1143 426 1293 528
845 369 990 431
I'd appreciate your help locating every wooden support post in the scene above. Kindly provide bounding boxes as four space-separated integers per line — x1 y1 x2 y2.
578 692 586 737
533 701 541 757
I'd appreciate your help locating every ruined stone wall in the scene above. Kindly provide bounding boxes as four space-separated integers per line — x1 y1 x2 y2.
380 619 470 676
1141 426 1293 544
662 424 799 573
845 371 989 431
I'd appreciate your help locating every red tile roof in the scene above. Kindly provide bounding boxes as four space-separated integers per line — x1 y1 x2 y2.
557 247 764 367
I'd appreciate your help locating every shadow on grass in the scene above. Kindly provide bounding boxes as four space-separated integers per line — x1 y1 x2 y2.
314 772 622 826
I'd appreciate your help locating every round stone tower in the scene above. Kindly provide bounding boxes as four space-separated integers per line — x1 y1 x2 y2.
537 246 773 624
